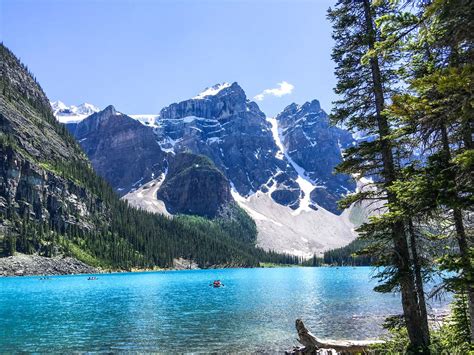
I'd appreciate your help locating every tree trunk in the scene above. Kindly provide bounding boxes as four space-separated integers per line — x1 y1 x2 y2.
440 124 474 342
392 221 430 351
408 219 431 342
361 0 430 351
287 319 383 354
453 208 474 342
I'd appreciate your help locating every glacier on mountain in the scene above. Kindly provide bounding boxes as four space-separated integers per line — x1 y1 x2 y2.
51 101 100 123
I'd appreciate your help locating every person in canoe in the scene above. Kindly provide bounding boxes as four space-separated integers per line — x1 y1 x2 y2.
210 280 223 288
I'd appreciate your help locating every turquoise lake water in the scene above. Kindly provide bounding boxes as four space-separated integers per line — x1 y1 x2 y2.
0 267 449 353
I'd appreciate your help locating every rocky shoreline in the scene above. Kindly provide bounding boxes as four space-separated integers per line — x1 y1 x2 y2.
0 254 253 277
0 254 98 277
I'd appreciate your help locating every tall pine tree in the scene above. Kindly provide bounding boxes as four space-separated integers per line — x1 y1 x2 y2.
328 0 430 351
380 0 474 343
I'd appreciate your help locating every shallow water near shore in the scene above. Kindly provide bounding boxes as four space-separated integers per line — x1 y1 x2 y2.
0 267 449 353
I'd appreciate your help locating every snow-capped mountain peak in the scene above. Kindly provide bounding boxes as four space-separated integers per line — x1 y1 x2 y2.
193 82 231 99
61 84 361 257
75 103 100 115
50 101 100 123
50 100 68 113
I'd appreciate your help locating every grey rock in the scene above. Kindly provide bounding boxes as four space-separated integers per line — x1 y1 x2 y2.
155 82 299 199
0 45 107 233
276 100 356 214
67 106 167 196
0 254 97 276
59 81 357 218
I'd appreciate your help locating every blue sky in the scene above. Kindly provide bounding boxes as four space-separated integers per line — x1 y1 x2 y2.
1 0 337 117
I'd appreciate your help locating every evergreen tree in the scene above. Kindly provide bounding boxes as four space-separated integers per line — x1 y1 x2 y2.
328 0 431 351
378 0 473 343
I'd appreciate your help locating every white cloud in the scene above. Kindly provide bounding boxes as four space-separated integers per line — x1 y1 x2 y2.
254 81 294 101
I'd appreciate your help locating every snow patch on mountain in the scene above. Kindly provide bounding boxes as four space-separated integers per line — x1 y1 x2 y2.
129 114 160 128
51 101 100 123
266 117 322 214
75 103 100 115
59 84 364 257
50 100 67 112
158 136 182 154
53 102 163 129
236 191 356 258
193 82 231 99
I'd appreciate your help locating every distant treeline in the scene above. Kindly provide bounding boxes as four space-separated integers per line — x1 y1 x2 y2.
305 239 374 267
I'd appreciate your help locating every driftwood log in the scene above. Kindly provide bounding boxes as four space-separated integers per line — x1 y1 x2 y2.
286 319 384 355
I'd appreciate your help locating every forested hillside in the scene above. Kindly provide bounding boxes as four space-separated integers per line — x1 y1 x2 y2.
0 44 294 269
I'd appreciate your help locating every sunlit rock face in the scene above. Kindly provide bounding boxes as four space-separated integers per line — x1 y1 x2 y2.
55 81 361 256
62 83 357 215
154 82 300 207
276 100 356 214
67 106 166 196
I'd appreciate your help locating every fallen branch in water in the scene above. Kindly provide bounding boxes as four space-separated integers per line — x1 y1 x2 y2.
287 319 384 354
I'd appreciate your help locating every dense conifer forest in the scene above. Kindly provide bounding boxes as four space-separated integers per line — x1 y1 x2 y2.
304 239 374 267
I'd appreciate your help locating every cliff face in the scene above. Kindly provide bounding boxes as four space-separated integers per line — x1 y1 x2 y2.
0 44 107 237
66 106 238 217
155 82 299 207
53 81 360 256
276 100 356 214
60 83 357 218
0 146 105 231
0 44 261 268
67 106 166 195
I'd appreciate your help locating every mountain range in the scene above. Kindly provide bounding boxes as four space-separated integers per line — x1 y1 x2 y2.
50 101 100 123
59 82 363 257
1 44 285 269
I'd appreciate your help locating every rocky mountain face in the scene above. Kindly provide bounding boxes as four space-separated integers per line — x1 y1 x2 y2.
275 100 356 214
0 146 105 231
157 152 232 218
151 83 356 215
66 106 167 195
0 44 108 239
66 105 238 216
154 82 301 208
1 45 263 269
